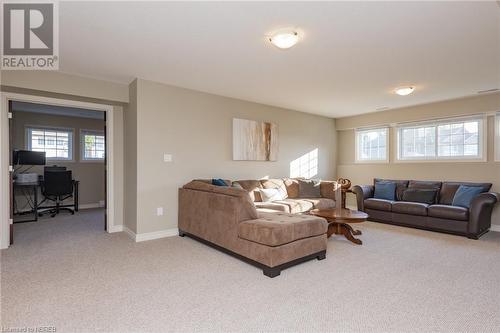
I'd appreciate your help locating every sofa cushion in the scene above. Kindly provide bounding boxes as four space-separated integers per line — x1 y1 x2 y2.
238 212 328 247
428 205 469 221
319 181 336 200
283 178 300 198
364 198 393 211
401 188 438 205
254 201 290 213
439 182 492 205
272 199 314 214
298 179 321 198
374 181 397 201
374 179 409 201
452 185 484 208
302 197 336 210
260 179 288 199
260 188 286 202
392 202 429 216
408 180 442 190
233 180 263 202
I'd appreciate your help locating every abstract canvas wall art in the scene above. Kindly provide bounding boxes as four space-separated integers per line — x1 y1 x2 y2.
233 118 278 161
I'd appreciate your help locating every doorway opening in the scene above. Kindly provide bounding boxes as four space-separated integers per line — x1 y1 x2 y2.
1 93 115 248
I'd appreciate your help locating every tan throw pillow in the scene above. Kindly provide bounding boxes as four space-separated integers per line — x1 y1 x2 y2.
260 179 288 199
298 179 321 198
283 178 300 198
259 188 286 202
233 180 263 202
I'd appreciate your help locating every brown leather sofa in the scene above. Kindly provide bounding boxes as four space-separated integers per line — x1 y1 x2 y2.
178 180 329 277
352 179 499 239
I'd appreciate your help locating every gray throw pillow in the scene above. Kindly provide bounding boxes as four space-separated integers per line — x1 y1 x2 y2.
402 189 438 204
298 179 321 198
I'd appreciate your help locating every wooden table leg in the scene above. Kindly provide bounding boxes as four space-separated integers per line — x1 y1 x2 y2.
327 222 363 245
342 223 362 245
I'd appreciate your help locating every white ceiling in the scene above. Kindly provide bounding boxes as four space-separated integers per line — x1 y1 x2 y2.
12 101 105 119
59 1 500 118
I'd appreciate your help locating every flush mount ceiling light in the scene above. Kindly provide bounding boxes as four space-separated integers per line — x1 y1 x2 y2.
394 86 415 96
269 31 299 49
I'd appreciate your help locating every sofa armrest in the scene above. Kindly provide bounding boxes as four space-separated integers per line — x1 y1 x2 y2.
351 185 374 212
468 192 499 236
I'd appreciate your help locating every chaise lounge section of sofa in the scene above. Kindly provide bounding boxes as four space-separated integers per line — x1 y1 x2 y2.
178 180 329 277
352 178 499 239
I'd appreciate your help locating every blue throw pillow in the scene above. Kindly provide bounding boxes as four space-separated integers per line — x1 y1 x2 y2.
452 185 483 208
374 181 397 201
212 178 227 186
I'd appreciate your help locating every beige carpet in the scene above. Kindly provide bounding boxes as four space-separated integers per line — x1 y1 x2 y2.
1 209 500 333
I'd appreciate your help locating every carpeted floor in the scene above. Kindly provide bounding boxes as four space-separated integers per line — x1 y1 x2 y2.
1 209 500 332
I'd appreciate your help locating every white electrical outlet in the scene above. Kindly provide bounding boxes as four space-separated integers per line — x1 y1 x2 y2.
156 207 164 216
163 154 173 162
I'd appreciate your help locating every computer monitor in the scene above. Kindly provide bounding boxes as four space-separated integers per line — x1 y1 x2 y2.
13 150 46 166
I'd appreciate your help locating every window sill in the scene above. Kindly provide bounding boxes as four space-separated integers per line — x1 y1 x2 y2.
80 159 105 163
354 160 389 164
395 158 487 163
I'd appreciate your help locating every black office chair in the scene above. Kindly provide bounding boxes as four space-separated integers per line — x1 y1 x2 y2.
44 165 67 172
38 170 75 218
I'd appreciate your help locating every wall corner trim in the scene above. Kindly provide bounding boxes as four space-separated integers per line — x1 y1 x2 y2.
122 226 179 242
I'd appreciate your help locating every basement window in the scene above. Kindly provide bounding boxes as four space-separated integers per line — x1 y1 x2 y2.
397 116 485 161
26 126 73 161
81 130 105 161
355 127 389 163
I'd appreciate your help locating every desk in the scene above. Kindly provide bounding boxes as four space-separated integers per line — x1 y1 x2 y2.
13 180 80 223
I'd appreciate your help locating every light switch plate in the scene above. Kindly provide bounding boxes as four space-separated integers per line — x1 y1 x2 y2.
156 207 164 216
163 154 173 162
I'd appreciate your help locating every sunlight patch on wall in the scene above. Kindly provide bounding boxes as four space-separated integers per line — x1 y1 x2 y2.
290 148 318 178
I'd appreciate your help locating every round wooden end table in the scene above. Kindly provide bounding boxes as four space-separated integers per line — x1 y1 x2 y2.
310 208 369 245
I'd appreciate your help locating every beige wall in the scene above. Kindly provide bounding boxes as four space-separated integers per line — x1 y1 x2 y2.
127 79 337 234
1 71 128 103
336 92 500 226
12 111 105 206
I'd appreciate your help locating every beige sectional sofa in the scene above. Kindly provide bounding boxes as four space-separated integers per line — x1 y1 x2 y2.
234 178 337 213
178 178 336 277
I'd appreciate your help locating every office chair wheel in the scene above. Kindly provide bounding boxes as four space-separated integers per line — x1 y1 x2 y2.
50 213 56 218
71 211 75 215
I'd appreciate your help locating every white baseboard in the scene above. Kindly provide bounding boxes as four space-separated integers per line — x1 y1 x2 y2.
122 226 179 242
80 202 104 210
108 224 123 233
123 226 136 240
490 225 500 232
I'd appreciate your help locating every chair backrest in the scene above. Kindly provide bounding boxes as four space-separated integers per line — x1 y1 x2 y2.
43 170 73 196
44 165 67 172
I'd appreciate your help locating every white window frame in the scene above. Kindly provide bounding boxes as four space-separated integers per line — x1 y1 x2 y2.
355 127 389 163
25 125 74 161
80 129 105 162
495 113 500 162
396 116 486 162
